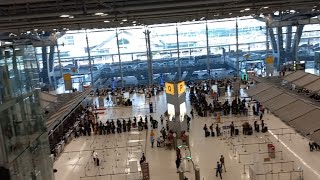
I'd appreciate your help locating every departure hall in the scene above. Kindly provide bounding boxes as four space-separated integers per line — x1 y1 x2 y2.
1 0 320 180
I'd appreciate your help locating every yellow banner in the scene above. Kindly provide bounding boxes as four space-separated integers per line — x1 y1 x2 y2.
177 81 185 95
165 82 174 95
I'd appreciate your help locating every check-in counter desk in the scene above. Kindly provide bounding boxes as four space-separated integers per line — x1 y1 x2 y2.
55 140 65 157
65 130 73 144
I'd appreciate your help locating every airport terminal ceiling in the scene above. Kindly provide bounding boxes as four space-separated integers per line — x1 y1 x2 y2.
0 0 319 33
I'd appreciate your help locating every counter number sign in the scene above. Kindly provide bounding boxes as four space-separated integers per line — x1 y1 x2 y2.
165 82 174 95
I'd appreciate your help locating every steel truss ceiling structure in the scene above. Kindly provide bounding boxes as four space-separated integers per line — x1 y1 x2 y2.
0 0 319 33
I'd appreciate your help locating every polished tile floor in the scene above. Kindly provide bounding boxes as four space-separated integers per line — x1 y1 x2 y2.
54 89 320 180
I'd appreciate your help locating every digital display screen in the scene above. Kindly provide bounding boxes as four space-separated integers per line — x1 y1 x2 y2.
167 103 175 121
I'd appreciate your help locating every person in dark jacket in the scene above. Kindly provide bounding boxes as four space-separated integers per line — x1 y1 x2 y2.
215 161 222 179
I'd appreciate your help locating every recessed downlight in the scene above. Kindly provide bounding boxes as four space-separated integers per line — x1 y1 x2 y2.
60 15 70 18
94 12 104 16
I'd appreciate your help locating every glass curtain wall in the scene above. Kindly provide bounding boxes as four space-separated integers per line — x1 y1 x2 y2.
177 22 206 81
149 24 177 83
117 27 146 86
57 30 93 87
86 29 118 87
237 18 267 74
207 19 237 78
0 45 53 180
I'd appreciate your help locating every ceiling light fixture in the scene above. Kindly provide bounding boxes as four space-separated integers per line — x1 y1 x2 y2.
100 14 108 16
214 14 219 16
94 12 104 16
69 16 74 19
263 7 269 9
229 13 232 15
122 19 127 22
104 20 110 23
200 17 205 20
240 10 245 13
120 22 124 24
132 21 136 23
60 15 70 18
245 8 250 11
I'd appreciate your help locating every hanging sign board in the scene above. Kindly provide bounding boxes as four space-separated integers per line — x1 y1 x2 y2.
165 82 174 95
177 81 185 95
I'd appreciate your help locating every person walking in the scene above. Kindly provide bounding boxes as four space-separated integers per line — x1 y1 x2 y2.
220 155 226 172
92 151 98 166
215 161 222 179
150 130 155 148
176 157 181 173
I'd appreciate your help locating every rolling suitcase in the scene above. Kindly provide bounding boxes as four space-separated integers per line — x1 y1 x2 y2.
96 158 100 166
235 129 239 135
211 131 215 137
205 131 210 137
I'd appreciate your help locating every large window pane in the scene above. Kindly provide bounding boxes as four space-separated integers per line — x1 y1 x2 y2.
150 24 178 82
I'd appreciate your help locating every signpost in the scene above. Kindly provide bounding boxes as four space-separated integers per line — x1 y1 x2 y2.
265 56 274 77
63 73 72 91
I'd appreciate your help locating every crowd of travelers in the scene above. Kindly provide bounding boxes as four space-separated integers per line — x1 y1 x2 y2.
90 84 164 97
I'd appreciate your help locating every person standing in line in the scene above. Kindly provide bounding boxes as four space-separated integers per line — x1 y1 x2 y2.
150 130 155 148
215 161 222 179
160 114 164 124
220 155 226 172
141 153 146 162
230 122 235 137
190 109 194 119
260 113 263 120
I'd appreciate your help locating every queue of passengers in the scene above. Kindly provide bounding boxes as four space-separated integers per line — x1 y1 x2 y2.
77 114 160 136
90 84 164 97
190 89 248 117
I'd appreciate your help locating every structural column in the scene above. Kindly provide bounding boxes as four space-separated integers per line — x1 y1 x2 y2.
235 18 240 77
206 21 210 79
291 25 304 62
165 81 187 140
268 28 277 54
285 26 292 53
55 39 63 78
276 27 285 70
116 29 124 87
176 25 182 80
144 28 153 85
85 30 94 86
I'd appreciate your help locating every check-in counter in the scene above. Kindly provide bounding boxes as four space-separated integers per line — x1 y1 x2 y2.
65 130 73 144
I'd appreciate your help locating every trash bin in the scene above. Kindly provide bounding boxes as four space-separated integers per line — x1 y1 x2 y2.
149 102 153 113
267 144 276 158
